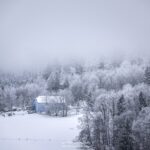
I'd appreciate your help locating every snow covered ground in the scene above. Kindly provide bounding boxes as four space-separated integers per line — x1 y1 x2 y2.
0 113 82 150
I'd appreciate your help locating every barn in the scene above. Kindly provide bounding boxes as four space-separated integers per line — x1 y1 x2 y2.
34 96 67 116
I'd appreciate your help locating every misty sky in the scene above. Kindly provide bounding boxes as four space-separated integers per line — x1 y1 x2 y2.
0 0 150 71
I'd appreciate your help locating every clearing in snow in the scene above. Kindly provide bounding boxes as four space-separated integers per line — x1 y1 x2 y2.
0 113 82 150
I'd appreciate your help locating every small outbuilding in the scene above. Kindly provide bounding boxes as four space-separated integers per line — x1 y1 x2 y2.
34 96 67 116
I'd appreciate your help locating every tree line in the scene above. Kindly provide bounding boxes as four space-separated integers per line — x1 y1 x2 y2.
0 58 150 149
79 60 150 150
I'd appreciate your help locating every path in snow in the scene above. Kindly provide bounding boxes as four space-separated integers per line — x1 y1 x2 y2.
0 113 82 150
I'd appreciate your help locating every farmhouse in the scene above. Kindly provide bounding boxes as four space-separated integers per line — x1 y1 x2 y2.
34 96 67 116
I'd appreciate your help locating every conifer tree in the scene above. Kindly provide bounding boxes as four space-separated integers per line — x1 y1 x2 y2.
139 92 147 111
117 95 126 115
144 66 150 85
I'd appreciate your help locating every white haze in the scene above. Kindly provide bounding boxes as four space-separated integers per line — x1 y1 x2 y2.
0 0 150 72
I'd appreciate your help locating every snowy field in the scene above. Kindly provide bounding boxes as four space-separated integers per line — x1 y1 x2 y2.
0 113 82 150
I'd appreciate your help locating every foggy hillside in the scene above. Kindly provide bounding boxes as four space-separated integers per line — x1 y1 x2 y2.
1 0 150 150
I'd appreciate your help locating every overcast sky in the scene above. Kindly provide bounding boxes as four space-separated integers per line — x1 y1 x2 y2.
0 0 150 71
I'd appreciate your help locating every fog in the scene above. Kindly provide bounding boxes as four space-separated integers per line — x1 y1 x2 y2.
0 0 150 72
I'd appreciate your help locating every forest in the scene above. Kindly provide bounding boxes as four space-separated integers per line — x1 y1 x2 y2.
0 58 150 150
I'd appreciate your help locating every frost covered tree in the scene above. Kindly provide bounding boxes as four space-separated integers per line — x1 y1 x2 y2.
114 111 134 150
79 111 93 146
61 77 69 89
47 71 60 93
132 107 150 150
70 79 84 104
0 86 5 111
117 95 126 115
93 95 112 150
79 92 114 150
144 66 150 85
138 92 147 111
113 95 134 150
